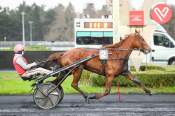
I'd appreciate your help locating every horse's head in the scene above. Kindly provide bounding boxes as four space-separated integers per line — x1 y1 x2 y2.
131 30 151 54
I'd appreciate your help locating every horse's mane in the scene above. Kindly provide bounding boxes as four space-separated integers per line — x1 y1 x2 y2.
103 35 129 48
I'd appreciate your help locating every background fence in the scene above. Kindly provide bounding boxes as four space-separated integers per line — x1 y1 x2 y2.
0 51 58 70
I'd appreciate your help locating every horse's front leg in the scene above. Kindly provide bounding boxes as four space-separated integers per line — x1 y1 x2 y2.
126 72 152 95
88 75 114 100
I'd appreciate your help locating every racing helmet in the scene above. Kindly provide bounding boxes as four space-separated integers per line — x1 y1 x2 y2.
14 44 24 53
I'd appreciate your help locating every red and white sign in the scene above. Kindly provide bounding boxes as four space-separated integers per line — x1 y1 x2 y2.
151 3 173 24
129 11 144 26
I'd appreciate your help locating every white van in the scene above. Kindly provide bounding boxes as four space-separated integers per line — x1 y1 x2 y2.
148 30 175 65
143 22 175 65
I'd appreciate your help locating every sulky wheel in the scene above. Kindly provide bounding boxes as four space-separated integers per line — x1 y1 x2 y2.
33 83 63 109
58 85 64 104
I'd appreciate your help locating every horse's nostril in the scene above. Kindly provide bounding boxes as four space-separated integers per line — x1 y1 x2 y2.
148 49 151 53
145 49 151 54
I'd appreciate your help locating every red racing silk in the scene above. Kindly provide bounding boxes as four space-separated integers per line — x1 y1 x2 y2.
13 55 28 76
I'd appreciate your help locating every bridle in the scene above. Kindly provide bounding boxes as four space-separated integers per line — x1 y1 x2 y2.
134 33 151 54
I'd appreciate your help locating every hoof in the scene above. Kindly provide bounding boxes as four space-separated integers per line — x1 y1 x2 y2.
148 92 152 96
145 89 152 96
84 94 96 103
84 95 90 103
85 97 90 104
84 96 89 103
87 94 96 99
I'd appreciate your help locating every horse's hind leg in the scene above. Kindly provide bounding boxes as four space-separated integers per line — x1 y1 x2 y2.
71 67 88 100
88 75 114 100
126 72 152 95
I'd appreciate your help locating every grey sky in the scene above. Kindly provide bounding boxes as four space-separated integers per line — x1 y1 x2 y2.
0 0 106 12
0 0 174 13
166 0 175 5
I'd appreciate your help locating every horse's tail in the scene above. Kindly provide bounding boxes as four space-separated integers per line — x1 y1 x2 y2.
47 52 63 64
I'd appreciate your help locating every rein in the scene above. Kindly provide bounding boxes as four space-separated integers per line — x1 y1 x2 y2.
106 48 144 51
99 48 145 61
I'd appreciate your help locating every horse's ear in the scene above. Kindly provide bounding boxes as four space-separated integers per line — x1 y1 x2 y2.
135 29 140 34
120 37 122 41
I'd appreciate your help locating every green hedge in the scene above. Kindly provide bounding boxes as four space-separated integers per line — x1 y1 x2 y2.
79 65 175 88
92 71 175 87
130 65 166 71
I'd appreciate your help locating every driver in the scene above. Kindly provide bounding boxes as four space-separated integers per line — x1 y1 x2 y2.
13 44 52 80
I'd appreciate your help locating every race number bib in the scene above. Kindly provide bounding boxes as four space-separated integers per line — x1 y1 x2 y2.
99 49 108 60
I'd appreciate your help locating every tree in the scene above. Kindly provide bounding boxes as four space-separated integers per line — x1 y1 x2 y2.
0 2 78 41
64 3 76 41
44 4 67 41
83 3 97 18
42 9 56 37
97 5 111 18
0 2 46 41
0 7 22 41
31 3 45 41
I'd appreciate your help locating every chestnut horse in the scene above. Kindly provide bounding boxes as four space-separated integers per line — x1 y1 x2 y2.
47 31 152 101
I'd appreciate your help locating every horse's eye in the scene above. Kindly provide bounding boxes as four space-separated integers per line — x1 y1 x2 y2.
138 35 144 41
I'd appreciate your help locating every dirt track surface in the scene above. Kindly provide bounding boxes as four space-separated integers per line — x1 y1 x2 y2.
0 94 175 116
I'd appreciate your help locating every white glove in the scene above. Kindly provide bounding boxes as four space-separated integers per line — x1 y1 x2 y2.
29 62 37 68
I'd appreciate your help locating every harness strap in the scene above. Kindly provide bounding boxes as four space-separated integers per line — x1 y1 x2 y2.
107 48 143 51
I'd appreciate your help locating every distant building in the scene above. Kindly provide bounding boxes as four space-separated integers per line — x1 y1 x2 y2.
112 0 166 42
